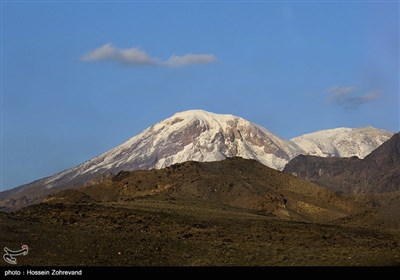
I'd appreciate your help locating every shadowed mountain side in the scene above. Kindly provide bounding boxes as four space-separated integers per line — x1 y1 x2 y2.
43 157 359 223
0 172 113 211
283 155 362 193
284 133 400 193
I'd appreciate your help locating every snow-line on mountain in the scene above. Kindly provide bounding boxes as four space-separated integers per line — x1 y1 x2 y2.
65 109 303 177
0 110 394 210
284 133 400 193
2 110 304 198
291 127 394 159
58 109 304 180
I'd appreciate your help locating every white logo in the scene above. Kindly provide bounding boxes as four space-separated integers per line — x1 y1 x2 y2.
3 245 29 265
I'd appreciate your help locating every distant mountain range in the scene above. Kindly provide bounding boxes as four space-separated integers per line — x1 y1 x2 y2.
284 133 400 193
291 127 393 159
0 109 394 210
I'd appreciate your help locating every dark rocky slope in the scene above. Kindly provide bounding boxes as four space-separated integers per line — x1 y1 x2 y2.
284 133 400 193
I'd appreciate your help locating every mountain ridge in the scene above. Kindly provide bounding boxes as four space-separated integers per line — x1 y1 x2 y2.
0 110 393 209
291 126 393 159
42 157 360 223
284 132 400 193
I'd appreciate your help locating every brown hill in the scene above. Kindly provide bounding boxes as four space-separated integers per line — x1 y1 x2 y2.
2 157 399 266
284 133 400 193
42 157 358 223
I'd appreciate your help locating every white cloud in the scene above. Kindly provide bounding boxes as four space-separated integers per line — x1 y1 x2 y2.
164 54 216 67
326 86 381 110
81 43 216 67
81 43 116 61
81 43 158 65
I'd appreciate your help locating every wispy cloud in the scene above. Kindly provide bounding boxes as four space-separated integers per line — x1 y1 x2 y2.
326 86 381 110
81 43 216 67
164 54 216 67
81 43 157 65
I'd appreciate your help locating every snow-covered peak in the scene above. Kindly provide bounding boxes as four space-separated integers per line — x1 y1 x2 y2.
108 109 303 172
3 108 395 201
291 127 394 158
150 109 241 133
172 109 238 122
31 110 306 190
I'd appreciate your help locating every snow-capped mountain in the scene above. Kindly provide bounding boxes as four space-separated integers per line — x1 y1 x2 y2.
69 109 303 178
4 110 303 194
1 110 395 210
291 127 394 159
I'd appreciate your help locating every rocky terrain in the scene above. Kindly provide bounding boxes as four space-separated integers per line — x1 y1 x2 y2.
0 110 304 210
284 133 400 193
1 158 400 266
1 111 397 266
1 198 399 266
0 110 392 211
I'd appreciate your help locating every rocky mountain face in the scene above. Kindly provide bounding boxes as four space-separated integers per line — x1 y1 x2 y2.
44 157 359 222
0 110 304 209
284 133 400 193
291 127 393 159
0 109 393 209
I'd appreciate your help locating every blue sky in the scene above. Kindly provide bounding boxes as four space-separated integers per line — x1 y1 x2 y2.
1 1 399 190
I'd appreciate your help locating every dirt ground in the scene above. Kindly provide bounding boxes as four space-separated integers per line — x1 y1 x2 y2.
1 196 399 266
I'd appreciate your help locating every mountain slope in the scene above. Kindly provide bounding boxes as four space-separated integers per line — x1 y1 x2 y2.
0 110 303 209
44 157 358 222
284 133 400 193
291 127 394 158
1 109 393 209
2 160 399 266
